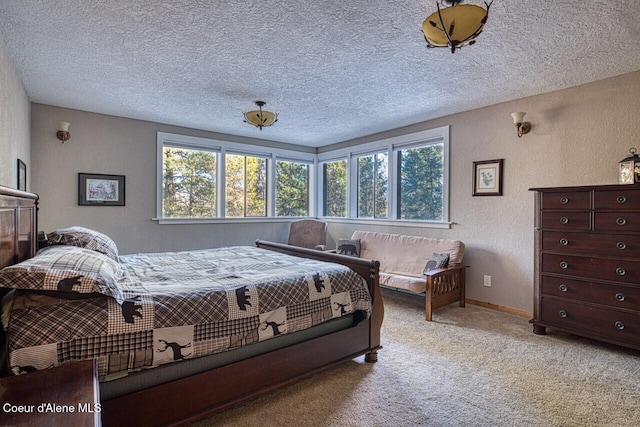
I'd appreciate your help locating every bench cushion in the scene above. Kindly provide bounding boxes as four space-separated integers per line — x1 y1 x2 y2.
351 231 464 293
379 272 427 293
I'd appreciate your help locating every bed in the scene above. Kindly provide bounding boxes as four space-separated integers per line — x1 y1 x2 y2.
0 185 383 426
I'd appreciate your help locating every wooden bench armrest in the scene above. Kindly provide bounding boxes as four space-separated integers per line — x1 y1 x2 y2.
424 265 468 321
423 265 469 279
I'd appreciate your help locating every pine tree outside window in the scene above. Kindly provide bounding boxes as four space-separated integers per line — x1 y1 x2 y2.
225 153 267 217
162 146 217 218
276 160 309 216
322 159 347 217
357 152 388 219
397 143 444 221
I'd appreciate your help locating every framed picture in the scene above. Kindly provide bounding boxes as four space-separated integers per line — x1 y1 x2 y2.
473 159 503 196
17 159 26 191
78 173 125 206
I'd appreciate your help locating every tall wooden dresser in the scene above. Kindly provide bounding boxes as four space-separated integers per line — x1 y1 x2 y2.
530 184 640 350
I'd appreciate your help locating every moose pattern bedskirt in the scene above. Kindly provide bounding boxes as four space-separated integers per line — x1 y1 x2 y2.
5 246 371 378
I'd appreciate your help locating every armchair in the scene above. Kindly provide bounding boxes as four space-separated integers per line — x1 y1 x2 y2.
287 219 328 251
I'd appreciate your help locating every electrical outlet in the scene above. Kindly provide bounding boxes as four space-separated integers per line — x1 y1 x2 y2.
483 275 492 287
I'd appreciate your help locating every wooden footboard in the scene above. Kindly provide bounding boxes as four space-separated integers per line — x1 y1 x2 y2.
100 242 383 426
255 239 384 360
424 265 468 321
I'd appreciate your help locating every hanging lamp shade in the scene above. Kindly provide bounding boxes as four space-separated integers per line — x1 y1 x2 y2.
243 101 278 130
422 1 492 53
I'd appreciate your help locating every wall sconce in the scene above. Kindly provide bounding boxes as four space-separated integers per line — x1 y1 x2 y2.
510 112 531 138
56 121 71 143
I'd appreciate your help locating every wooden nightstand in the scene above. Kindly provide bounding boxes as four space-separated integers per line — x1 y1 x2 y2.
0 359 101 426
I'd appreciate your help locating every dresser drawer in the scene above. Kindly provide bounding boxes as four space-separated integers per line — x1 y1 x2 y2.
541 231 640 257
541 212 590 231
541 275 640 310
594 189 640 210
540 297 640 346
542 253 640 284
594 212 640 233
541 191 590 210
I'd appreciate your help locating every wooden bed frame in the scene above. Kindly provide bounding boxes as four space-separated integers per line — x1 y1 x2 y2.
0 185 384 426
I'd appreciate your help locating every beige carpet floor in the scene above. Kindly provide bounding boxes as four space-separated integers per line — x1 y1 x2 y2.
189 290 640 426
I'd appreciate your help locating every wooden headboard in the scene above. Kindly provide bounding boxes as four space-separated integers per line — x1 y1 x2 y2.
0 185 39 270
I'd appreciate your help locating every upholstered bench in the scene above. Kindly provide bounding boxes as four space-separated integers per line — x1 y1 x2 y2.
339 231 468 321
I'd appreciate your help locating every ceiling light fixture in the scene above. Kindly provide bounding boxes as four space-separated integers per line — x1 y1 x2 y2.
422 0 492 54
243 101 278 131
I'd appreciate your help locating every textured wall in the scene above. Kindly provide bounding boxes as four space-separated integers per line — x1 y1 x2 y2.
0 35 30 188
31 71 640 312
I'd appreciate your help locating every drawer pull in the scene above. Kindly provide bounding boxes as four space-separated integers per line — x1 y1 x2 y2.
560 217 569 224
560 197 569 204
616 217 627 226
616 267 626 276
559 261 568 269
615 293 626 302
559 284 568 292
615 321 625 330
617 242 627 250
559 310 568 318
559 238 569 246
617 195 627 204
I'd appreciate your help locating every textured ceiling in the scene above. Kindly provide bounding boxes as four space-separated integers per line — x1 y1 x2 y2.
1 0 640 147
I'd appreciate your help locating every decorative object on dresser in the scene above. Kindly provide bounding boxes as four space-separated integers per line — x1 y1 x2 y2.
78 173 125 206
16 159 26 191
618 147 640 184
473 159 503 196
530 184 640 351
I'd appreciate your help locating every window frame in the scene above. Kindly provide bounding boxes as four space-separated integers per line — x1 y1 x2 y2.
319 157 349 218
354 150 388 219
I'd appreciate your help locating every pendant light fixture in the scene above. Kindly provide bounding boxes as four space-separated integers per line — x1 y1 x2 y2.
422 0 492 53
243 101 278 130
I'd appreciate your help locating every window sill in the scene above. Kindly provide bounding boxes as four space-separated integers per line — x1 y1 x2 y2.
318 217 452 229
152 217 311 225
152 216 452 229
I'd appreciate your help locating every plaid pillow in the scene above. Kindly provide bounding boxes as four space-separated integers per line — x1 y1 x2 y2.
47 226 119 261
0 245 124 303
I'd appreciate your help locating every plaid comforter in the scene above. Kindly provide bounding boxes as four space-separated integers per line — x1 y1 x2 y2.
5 246 371 378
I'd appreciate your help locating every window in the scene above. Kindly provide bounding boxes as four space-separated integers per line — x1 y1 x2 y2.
157 132 316 222
276 159 309 216
162 145 217 218
322 159 347 217
357 152 388 219
397 142 444 221
158 126 448 225
225 153 267 217
318 126 449 225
